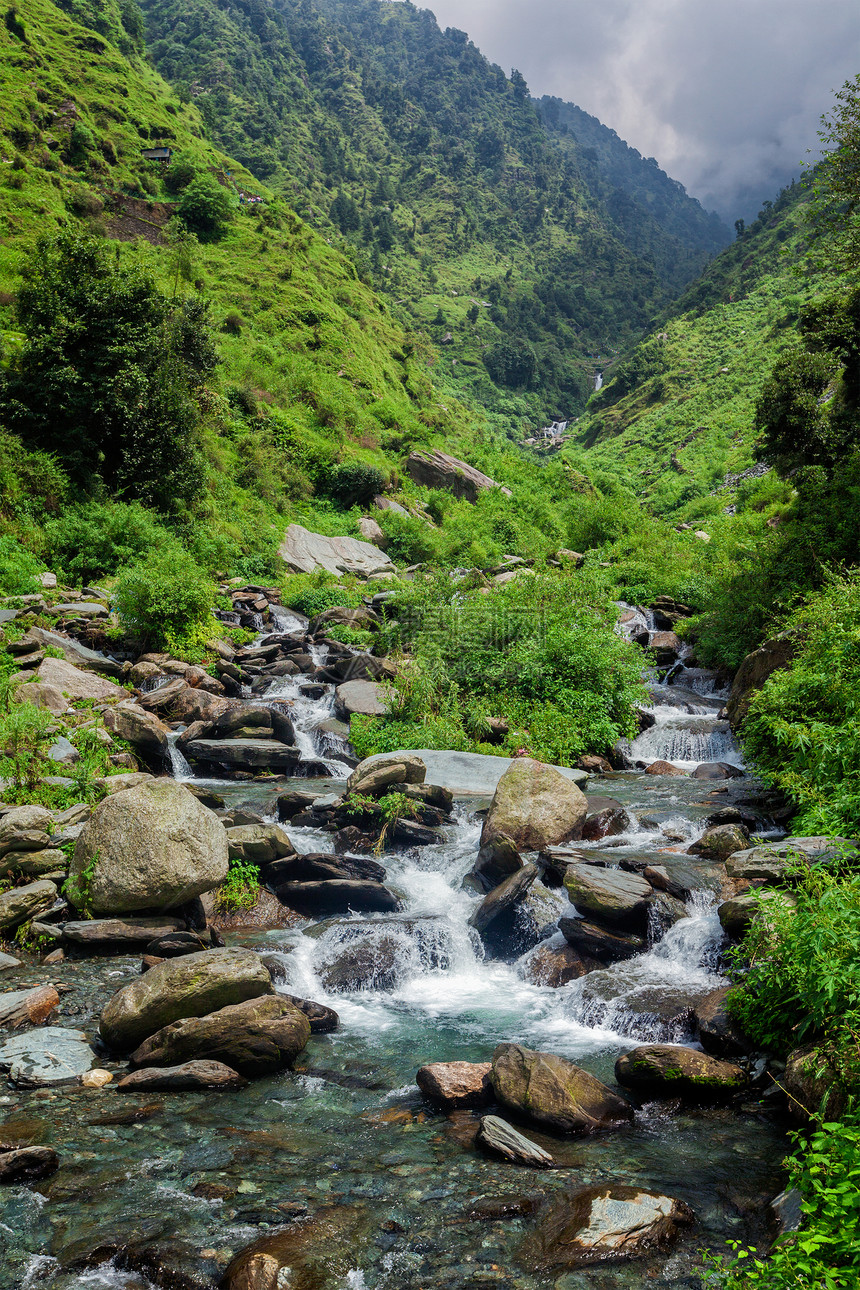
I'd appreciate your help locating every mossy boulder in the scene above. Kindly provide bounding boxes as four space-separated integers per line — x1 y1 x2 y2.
69 779 228 915
481 758 588 852
99 948 273 1052
128 994 311 1077
614 1044 747 1099
490 1043 633 1134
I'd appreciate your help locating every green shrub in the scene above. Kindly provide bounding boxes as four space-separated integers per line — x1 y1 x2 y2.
323 460 387 508
281 570 363 618
114 546 216 652
45 501 176 583
741 573 860 835
217 858 261 912
0 535 41 594
177 170 235 239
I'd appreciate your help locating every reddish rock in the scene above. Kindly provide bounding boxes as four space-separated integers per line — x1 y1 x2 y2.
416 1060 493 1109
644 761 687 777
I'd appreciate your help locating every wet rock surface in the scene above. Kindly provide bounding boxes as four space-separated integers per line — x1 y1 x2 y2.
491 1043 634 1134
522 1183 695 1267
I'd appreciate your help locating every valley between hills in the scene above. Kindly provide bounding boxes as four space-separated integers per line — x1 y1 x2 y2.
1 1 860 1286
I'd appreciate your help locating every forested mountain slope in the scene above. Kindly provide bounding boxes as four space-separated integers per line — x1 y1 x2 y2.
139 0 729 424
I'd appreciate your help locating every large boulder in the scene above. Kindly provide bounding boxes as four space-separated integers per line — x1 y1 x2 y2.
0 1027 95 1086
184 739 301 772
563 866 653 930
34 657 125 702
615 1044 747 1099
99 948 273 1052
405 449 511 503
726 634 794 730
128 995 311 1078
334 680 388 719
688 823 750 861
521 1184 694 1268
68 779 228 915
558 917 647 963
481 758 588 852
490 1043 633 1134
279 523 395 577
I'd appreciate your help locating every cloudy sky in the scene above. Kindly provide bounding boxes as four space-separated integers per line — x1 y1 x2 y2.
420 0 860 224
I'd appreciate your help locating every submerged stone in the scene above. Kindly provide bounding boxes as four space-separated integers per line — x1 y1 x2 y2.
477 1115 554 1168
0 1027 94 1086
521 1183 694 1267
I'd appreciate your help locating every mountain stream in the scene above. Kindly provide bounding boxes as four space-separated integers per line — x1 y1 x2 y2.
1 625 791 1290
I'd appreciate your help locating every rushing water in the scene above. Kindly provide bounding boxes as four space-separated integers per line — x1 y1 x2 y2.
0 614 791 1289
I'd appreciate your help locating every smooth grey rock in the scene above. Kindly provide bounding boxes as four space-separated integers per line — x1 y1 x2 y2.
28 627 125 677
278 524 394 577
0 1027 94 1086
34 657 125 701
563 865 653 929
51 602 108 617
0 951 22 972
361 749 587 797
48 736 79 764
347 755 426 795
334 680 389 719
477 1115 554 1168
405 449 512 503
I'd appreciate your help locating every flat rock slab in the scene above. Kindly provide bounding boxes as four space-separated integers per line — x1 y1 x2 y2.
522 1184 694 1267
0 985 60 1029
62 917 184 951
0 951 22 972
0 1027 94 1086
36 657 125 702
563 866 653 929
185 739 301 769
116 1060 248 1092
275 880 400 915
362 749 587 798
279 524 395 577
477 1115 554 1168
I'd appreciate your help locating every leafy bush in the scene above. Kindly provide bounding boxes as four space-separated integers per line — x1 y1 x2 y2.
45 501 176 583
177 170 235 239
217 858 261 912
705 1112 860 1289
323 460 387 508
281 570 363 618
368 570 645 764
114 546 216 652
0 535 41 594
742 573 860 835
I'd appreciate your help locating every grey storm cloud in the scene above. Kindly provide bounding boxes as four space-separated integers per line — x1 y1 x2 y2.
419 0 860 222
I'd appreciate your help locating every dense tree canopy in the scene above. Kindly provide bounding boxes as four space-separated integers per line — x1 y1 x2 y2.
1 232 216 513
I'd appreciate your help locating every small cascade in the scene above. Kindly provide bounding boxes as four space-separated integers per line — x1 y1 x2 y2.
263 640 353 778
165 732 193 781
531 893 724 1045
627 713 740 768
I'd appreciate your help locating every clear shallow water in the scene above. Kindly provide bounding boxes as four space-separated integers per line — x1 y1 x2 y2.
1 771 789 1290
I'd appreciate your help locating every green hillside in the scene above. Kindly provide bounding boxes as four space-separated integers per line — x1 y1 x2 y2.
567 178 821 517
139 0 728 425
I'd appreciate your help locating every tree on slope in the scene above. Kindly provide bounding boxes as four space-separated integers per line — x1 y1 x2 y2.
1 232 216 514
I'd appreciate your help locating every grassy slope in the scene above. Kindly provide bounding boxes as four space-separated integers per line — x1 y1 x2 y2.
568 180 823 518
